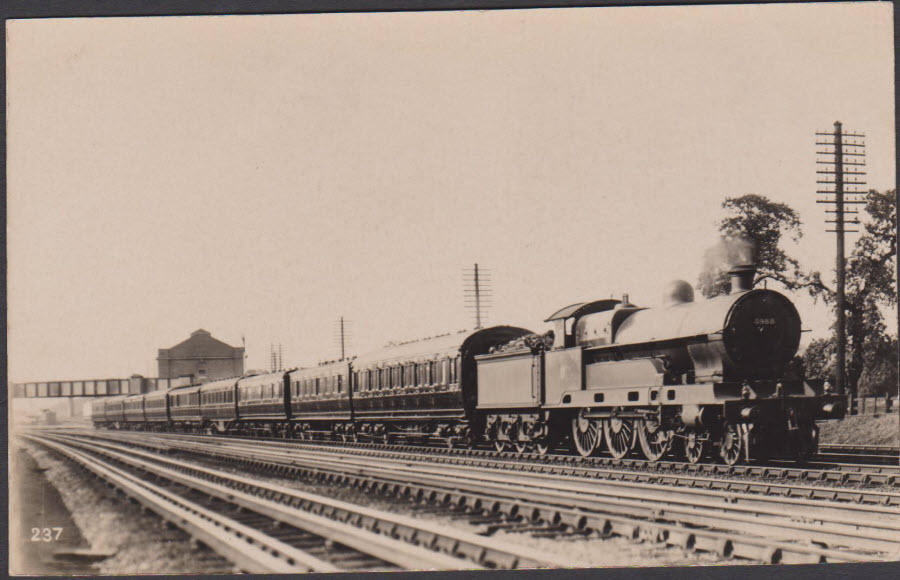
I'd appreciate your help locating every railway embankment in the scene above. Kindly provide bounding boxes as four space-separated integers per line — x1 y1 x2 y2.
12 438 232 575
819 415 899 446
10 444 96 575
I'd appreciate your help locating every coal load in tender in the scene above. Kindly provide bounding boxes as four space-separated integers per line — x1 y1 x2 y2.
491 331 554 354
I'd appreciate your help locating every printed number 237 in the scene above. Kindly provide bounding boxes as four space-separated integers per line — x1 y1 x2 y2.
31 527 63 542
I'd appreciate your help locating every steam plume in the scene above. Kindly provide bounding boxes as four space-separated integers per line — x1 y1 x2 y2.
701 235 756 277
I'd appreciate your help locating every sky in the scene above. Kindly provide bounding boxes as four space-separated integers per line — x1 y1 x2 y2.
7 2 896 382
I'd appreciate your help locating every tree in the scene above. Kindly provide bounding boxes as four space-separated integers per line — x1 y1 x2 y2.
858 335 898 397
699 190 897 397
825 190 897 396
697 194 806 299
802 337 835 383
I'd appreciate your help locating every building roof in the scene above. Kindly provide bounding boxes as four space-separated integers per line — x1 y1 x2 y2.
158 329 241 359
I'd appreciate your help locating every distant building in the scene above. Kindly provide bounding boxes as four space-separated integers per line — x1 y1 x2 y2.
157 329 244 383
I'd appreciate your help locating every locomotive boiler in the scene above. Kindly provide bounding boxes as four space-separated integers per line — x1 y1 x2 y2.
474 265 845 464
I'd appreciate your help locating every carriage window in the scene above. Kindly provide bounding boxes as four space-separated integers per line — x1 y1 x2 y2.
337 375 343 393
315 378 320 395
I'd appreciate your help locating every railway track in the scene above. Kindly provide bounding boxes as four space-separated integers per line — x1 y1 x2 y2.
78 429 900 505
22 433 570 572
817 444 900 466
71 428 900 488
42 430 900 565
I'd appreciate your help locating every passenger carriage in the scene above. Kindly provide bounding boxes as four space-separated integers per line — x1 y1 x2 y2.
90 398 108 427
287 362 351 439
122 393 145 426
168 384 202 429
350 326 530 445
200 376 241 433
103 395 128 427
235 371 289 435
143 388 170 428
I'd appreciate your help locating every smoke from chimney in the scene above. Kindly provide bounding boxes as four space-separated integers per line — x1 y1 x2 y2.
700 236 756 292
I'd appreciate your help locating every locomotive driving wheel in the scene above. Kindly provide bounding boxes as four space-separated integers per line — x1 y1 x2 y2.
571 409 601 457
637 418 673 462
603 416 635 459
718 422 744 466
682 429 707 464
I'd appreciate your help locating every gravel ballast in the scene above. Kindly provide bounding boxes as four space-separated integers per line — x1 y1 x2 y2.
15 439 233 575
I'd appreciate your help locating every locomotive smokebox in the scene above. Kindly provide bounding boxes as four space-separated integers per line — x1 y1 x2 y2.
729 264 756 294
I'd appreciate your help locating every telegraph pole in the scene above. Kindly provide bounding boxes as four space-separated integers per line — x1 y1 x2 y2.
464 263 492 330
816 121 866 399
333 316 351 361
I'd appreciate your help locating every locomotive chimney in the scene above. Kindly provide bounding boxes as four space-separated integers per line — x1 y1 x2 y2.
729 264 756 294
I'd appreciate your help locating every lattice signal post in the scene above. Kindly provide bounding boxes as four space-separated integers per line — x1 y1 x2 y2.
816 121 867 397
270 343 283 372
464 263 492 330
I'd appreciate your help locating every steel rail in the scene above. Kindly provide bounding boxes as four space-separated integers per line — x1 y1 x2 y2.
55 431 900 563
182 431 900 483
28 433 570 570
79 429 900 505
819 444 900 454
131 435 900 549
24 434 483 572
30 427 899 472
23 436 343 573
816 444 900 465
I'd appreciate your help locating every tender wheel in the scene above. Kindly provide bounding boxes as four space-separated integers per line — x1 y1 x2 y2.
490 421 510 453
571 410 601 457
603 417 635 459
719 423 744 466
683 429 707 464
514 441 529 454
533 439 551 456
637 418 673 462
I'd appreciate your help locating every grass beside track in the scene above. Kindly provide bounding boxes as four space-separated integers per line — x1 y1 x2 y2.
819 415 899 446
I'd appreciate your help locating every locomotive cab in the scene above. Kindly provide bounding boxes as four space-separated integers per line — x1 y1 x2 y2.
543 299 624 349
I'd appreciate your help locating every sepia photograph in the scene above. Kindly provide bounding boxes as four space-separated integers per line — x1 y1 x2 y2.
6 1 898 576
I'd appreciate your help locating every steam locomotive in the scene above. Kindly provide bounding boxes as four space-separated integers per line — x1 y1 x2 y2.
92 265 844 465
